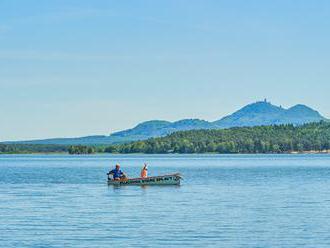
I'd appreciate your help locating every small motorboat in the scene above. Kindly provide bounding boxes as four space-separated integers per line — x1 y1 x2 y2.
107 173 182 186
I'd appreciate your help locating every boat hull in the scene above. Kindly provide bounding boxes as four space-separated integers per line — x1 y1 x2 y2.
107 173 182 186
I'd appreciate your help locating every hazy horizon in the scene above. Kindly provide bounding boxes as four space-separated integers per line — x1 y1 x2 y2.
1 0 330 140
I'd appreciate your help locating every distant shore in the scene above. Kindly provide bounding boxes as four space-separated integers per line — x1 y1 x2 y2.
289 150 330 154
2 122 330 155
1 150 330 155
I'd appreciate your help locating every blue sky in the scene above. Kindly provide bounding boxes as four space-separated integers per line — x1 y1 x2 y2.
1 0 330 140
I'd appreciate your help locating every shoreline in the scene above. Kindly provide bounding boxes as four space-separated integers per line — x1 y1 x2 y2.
1 151 330 155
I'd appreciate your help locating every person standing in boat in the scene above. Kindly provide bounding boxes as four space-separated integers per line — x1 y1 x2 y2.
140 163 148 178
108 164 127 181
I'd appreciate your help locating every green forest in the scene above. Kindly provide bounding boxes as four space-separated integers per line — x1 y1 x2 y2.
104 122 330 154
1 122 330 154
68 145 96 154
0 144 68 154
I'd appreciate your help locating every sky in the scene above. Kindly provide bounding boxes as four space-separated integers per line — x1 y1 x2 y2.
1 0 330 141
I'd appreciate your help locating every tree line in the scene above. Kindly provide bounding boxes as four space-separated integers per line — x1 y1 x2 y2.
68 145 96 154
1 122 330 154
103 122 330 154
0 144 98 154
0 144 68 154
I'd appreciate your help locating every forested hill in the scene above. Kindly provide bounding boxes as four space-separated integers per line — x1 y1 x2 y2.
107 122 330 154
6 101 327 145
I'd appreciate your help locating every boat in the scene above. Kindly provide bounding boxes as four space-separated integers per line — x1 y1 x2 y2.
107 173 182 186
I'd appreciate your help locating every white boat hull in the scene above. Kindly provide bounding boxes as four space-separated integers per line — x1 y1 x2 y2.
107 173 182 186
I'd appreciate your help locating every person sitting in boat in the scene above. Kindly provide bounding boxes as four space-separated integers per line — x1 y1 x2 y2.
108 164 127 181
140 163 148 178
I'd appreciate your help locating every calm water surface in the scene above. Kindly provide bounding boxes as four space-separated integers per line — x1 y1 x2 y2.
1 154 330 247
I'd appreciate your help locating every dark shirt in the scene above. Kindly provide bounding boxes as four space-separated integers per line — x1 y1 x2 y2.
109 169 124 179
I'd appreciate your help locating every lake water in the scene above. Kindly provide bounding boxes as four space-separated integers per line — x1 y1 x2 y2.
1 154 330 247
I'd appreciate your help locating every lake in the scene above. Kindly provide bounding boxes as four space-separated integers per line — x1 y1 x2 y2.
1 154 330 247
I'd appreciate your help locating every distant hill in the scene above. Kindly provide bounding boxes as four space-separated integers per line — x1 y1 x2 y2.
7 119 216 145
111 119 216 140
281 104 325 124
110 122 330 154
112 100 326 140
214 101 285 128
4 100 327 145
214 101 326 128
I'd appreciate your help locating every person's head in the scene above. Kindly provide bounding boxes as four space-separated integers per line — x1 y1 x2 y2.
116 164 120 170
144 163 148 170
